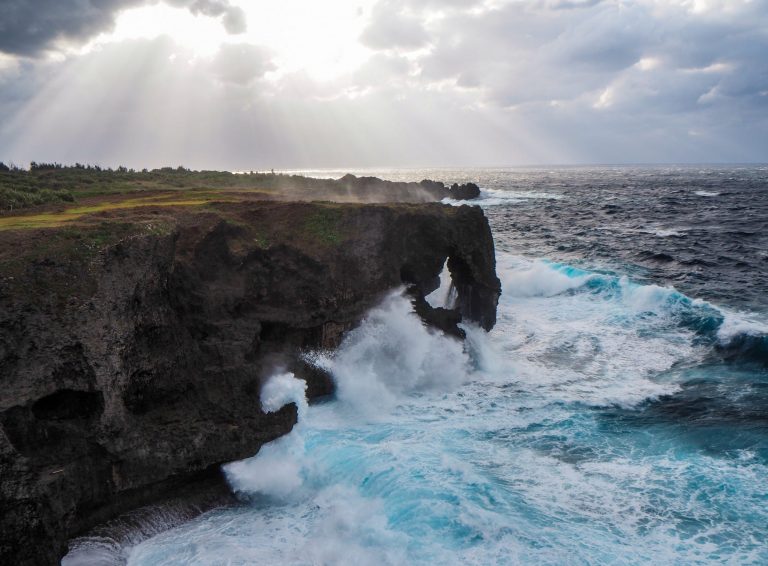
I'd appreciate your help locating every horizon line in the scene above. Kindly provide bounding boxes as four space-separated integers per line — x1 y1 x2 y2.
3 161 767 173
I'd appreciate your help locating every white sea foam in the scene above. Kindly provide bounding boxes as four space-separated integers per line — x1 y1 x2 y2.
127 486 408 566
223 373 308 500
442 187 564 207
425 260 457 309
495 255 695 407
653 228 684 237
618 276 683 313
328 290 469 416
500 259 594 298
695 190 720 197
127 253 767 565
716 310 768 342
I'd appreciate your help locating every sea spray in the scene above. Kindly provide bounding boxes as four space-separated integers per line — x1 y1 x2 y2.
260 372 310 418
65 167 768 565
224 291 472 499
127 251 768 564
129 292 473 564
425 261 458 310
500 259 596 298
224 373 308 500
327 290 470 416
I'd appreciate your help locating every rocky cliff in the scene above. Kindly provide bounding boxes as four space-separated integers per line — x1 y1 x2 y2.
0 201 500 564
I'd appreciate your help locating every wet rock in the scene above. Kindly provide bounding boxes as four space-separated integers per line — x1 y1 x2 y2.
449 182 481 200
0 201 500 564
408 289 465 339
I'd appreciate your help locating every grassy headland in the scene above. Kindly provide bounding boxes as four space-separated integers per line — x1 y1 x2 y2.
0 162 468 223
0 163 285 213
0 162 468 298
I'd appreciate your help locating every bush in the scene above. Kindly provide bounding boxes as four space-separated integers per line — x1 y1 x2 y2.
0 187 74 211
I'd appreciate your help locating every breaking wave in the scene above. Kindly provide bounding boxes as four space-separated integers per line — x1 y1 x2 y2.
499 256 768 366
125 252 768 564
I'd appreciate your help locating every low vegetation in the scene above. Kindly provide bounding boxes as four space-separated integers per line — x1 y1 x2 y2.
303 207 344 245
0 161 461 216
0 163 454 266
0 162 285 212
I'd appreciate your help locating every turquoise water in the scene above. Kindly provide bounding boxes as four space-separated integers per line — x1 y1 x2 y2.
64 167 768 565
125 252 768 565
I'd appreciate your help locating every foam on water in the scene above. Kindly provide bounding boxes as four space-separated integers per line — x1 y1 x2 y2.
442 187 564 208
126 254 768 565
494 256 699 407
652 228 685 238
716 310 768 342
500 259 596 297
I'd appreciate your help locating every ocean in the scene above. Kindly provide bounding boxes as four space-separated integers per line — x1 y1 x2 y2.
72 166 768 565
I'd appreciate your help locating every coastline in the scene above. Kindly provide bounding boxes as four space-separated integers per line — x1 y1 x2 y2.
0 173 498 565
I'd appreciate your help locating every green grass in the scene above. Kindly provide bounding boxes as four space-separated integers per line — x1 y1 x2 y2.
254 235 270 248
0 190 261 231
303 207 344 245
0 166 281 212
0 186 74 210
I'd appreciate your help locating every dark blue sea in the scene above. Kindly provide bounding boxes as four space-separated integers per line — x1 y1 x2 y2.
67 166 768 565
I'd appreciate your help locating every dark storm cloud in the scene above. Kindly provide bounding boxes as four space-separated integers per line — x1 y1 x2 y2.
0 0 246 56
0 0 135 56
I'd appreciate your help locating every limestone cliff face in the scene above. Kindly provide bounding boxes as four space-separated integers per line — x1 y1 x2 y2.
0 201 500 565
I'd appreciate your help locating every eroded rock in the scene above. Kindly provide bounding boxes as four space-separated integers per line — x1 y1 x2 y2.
0 201 499 564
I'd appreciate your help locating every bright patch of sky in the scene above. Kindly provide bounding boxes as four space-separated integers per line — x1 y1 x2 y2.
0 0 765 168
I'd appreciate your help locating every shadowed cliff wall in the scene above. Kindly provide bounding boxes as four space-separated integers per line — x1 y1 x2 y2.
0 201 500 564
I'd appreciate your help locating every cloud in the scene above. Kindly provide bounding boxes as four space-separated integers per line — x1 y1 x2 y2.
167 0 247 34
353 53 413 87
211 43 275 85
415 0 768 114
0 35 514 168
360 1 430 51
0 0 246 56
548 0 604 9
0 0 766 166
0 0 134 56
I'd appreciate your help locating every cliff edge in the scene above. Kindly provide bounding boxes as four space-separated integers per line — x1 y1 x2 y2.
0 200 500 564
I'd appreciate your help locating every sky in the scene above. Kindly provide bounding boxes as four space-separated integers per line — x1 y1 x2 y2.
0 0 766 169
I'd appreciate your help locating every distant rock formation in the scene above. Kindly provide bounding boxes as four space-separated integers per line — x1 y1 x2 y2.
327 174 481 202
0 201 500 564
257 173 482 202
448 182 481 200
